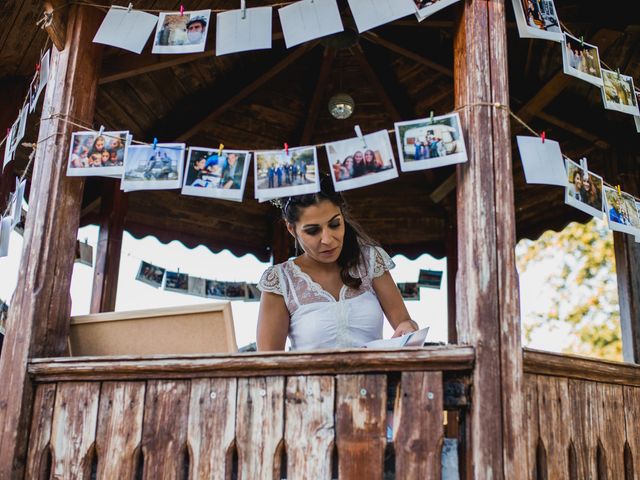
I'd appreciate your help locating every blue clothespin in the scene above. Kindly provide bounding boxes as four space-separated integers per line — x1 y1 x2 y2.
152 137 158 150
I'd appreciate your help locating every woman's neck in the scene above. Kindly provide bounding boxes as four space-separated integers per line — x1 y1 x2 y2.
296 253 339 274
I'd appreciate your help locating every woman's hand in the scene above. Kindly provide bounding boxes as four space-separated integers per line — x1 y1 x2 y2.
391 319 419 338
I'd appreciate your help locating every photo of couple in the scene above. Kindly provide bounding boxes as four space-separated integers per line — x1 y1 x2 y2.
182 148 251 202
562 33 602 87
67 131 130 177
565 159 604 219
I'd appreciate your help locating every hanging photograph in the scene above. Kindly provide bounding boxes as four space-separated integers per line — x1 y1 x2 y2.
10 179 26 230
8 112 22 155
414 0 461 22
36 50 50 102
182 148 251 202
216 6 272 56
561 33 603 87
3 123 14 169
245 283 261 301
601 69 640 116
94 6 158 54
122 143 185 191
28 72 40 113
397 282 420 300
326 129 398 192
511 0 562 43
564 158 603 219
67 130 130 177
603 187 640 236
254 146 319 200
418 269 443 289
225 282 247 299
0 217 11 258
516 135 567 186
347 0 416 33
205 280 227 299
188 276 207 297
394 113 467 172
152 9 210 54
136 261 166 288
278 0 344 48
164 271 189 293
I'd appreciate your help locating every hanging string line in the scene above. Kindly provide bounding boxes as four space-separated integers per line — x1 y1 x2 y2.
51 0 297 15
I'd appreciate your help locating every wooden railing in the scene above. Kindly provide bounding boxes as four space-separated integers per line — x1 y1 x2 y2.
25 346 473 479
522 349 640 480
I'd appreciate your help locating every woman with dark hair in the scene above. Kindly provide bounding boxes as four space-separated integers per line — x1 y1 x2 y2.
352 151 367 177
257 177 419 351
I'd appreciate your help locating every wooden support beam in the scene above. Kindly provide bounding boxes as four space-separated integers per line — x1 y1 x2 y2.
536 111 610 150
43 0 68 52
430 173 456 204
299 48 335 145
454 0 525 477
91 179 128 313
0 6 103 478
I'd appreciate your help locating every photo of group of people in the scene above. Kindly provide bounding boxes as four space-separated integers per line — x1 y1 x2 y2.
413 0 461 21
123 143 185 191
603 187 640 236
135 261 166 288
562 33 602 87
394 112 467 172
254 146 319 200
325 130 398 192
152 10 211 54
564 159 604 219
601 70 640 116
67 131 130 177
513 0 562 42
182 148 251 202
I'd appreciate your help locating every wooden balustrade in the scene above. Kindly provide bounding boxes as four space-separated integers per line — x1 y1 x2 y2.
25 347 473 479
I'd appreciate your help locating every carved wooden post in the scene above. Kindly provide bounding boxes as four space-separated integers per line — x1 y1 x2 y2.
91 179 128 313
0 6 102 478
453 0 526 478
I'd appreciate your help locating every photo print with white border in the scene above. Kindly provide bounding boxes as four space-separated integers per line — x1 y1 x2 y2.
636 201 640 243
182 147 251 202
67 130 130 177
394 113 467 172
164 271 189 293
601 69 640 116
152 9 211 54
562 32 603 87
225 281 247 299
414 0 461 22
122 143 185 191
635 91 640 132
188 276 207 297
564 158 604 219
516 135 566 186
346 0 416 33
278 0 344 49
326 129 398 192
135 261 166 288
93 5 159 54
397 282 420 301
511 0 562 42
205 280 226 299
36 50 50 101
216 6 272 56
603 186 640 236
74 240 93 267
254 146 320 200
245 283 261 302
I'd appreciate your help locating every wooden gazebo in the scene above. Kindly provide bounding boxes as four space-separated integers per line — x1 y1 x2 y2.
0 0 639 478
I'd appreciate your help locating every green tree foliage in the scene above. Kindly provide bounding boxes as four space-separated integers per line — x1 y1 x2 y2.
516 219 622 361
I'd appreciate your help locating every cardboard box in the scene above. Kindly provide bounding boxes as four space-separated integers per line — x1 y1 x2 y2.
69 302 237 356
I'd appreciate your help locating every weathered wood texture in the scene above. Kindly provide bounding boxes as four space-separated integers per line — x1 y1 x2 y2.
43 1 68 52
454 0 525 477
25 383 56 480
0 6 103 478
523 373 640 480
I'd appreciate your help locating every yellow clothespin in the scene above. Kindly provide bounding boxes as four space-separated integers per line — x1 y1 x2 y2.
617 185 622 196
218 144 224 157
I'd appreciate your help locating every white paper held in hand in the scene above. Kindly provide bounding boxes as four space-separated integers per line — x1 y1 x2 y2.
516 135 566 187
363 327 430 349
278 0 344 48
93 6 158 54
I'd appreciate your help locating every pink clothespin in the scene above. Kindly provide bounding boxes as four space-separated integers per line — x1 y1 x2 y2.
180 4 184 15
284 143 289 156
540 131 545 143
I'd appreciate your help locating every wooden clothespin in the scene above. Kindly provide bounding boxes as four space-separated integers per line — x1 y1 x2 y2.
180 4 184 16
241 0 247 19
617 68 621 79
152 137 158 150
540 131 546 143
127 2 133 13
98 125 105 137
429 111 434 124
218 144 224 157
284 142 289 156
354 125 367 148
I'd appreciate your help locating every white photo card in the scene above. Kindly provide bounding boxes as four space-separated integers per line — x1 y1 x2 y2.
122 143 185 192
278 0 344 49
414 0 461 22
511 0 562 43
216 6 273 56
67 130 130 177
561 32 603 88
136 261 166 288
601 69 640 116
347 0 416 33
94 6 159 54
603 186 640 236
326 129 398 192
254 146 320 200
152 9 211 54
564 158 604 219
182 147 251 202
516 135 566 187
394 112 467 172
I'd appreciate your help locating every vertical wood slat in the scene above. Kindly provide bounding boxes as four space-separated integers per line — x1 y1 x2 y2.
95 382 145 479
25 384 57 480
594 383 626 479
336 374 387 480
142 380 190 480
623 387 640 477
236 377 284 480
187 378 237 480
573 381 598 479
285 376 335 480
522 375 539 480
536 376 571 478
393 371 443 478
50 382 100 479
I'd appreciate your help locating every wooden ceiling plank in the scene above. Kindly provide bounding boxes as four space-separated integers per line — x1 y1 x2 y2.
300 48 335 144
536 111 610 150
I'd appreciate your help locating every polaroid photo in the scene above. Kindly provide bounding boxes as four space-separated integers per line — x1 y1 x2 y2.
182 148 251 202
10 179 26 230
561 33 603 87
225 282 247 299
123 143 185 192
564 158 604 219
3 125 14 169
67 131 129 177
245 283 262 302
418 269 443 289
0 217 12 258
397 282 420 300
164 271 189 293
511 0 562 43
94 6 159 54
28 72 40 113
279 0 344 49
74 240 93 267
37 50 50 101
254 146 320 200
188 276 207 297
394 113 467 172
414 0 461 22
17 103 28 143
136 261 166 288
635 92 640 133
326 130 398 192
347 0 416 33
516 135 566 186
601 70 640 116
205 280 227 299
636 201 640 243
603 187 640 236
216 6 272 56
152 10 210 54
8 112 23 155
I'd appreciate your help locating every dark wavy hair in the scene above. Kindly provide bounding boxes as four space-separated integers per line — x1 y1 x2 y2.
278 176 377 289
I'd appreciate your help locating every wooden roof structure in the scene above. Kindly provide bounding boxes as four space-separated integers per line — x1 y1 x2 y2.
2 0 640 261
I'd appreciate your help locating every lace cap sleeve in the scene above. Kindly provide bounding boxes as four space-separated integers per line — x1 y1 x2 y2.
367 245 395 279
257 265 284 296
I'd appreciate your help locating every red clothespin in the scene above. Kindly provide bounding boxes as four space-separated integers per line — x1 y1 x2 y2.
180 4 184 15
284 142 289 156
35 63 41 72
540 131 546 144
